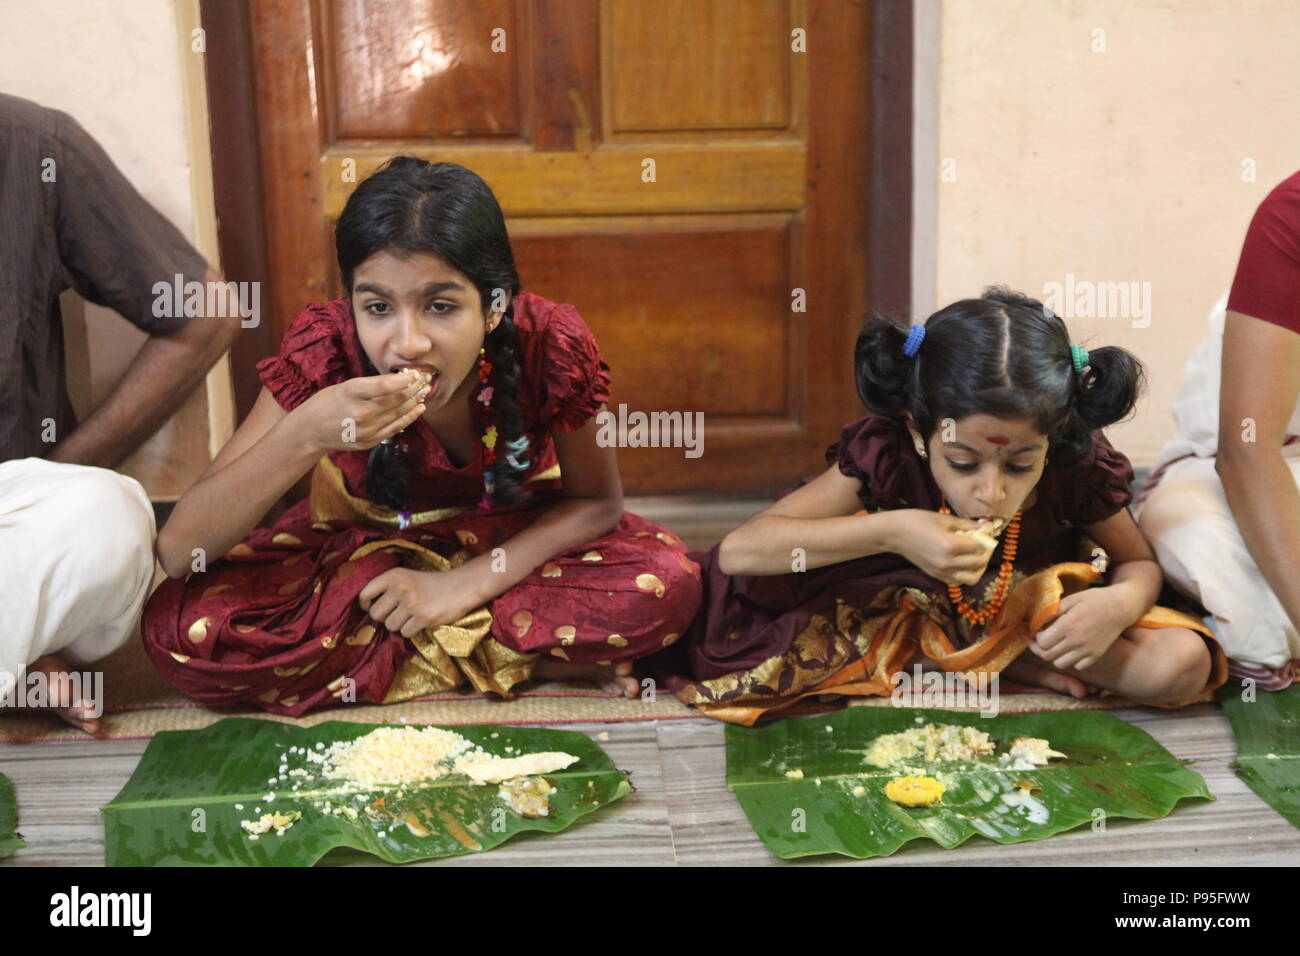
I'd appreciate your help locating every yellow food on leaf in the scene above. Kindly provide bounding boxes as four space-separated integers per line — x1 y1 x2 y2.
884 775 946 807
498 777 556 818
319 726 474 787
240 810 300 837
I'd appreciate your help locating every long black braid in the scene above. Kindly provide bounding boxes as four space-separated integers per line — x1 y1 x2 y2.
484 311 531 507
363 358 412 511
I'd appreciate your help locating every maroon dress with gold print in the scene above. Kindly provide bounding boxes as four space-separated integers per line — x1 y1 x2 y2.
141 292 702 715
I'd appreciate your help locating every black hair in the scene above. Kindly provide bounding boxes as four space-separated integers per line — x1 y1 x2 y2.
853 286 1146 467
334 157 531 510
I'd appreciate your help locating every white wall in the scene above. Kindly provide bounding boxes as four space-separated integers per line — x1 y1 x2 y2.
0 0 198 234
919 0 1300 465
0 0 224 495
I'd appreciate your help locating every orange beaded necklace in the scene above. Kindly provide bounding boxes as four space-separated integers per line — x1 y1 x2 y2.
938 500 1022 626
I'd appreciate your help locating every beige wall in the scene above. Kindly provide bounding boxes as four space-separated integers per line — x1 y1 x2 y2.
0 0 226 496
923 0 1300 465
5 1 1292 481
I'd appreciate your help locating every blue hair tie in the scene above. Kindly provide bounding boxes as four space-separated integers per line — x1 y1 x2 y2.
902 324 927 357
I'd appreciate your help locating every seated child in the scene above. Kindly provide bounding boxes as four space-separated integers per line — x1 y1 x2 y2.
671 287 1226 724
142 158 701 714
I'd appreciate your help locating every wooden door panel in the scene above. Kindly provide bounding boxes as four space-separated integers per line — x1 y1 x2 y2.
323 0 523 140
511 216 795 418
605 0 794 133
252 0 867 495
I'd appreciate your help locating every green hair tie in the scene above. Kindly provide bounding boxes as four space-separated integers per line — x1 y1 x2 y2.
1070 344 1090 372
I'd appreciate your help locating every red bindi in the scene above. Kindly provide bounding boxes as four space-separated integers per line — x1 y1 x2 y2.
984 435 1009 445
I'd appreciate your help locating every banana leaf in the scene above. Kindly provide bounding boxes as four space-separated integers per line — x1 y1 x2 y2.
1217 681 1300 829
101 717 630 866
0 772 22 858
725 706 1211 860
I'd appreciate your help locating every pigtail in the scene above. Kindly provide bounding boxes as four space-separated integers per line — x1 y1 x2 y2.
1047 345 1146 467
1071 346 1145 430
854 312 916 419
485 311 532 507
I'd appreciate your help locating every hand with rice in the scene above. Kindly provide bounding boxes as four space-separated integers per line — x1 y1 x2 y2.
883 509 1005 586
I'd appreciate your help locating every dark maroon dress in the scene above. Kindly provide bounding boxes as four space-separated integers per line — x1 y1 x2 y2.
674 413 1136 705
142 293 703 715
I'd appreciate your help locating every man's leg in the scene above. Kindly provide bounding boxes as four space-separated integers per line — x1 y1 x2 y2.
1138 455 1300 675
0 458 155 729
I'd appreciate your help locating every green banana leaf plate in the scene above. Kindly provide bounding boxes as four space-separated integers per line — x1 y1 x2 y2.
0 773 22 859
1218 681 1300 829
101 717 630 866
725 706 1211 860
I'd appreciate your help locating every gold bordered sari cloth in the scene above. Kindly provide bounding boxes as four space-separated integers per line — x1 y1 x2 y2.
675 562 1228 726
141 455 702 715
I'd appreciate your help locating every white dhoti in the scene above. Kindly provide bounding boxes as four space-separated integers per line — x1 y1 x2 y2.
1134 295 1300 686
1137 451 1300 679
0 457 156 705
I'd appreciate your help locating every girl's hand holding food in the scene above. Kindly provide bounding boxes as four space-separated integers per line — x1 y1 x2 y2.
291 368 431 453
889 509 1000 586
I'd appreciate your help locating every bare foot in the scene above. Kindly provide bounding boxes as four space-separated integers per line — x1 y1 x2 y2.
534 659 640 698
24 655 103 733
1001 656 1094 699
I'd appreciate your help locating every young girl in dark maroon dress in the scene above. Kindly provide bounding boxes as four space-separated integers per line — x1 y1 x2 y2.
143 159 701 715
674 287 1227 724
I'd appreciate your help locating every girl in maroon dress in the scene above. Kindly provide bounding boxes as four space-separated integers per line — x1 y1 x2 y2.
143 158 701 715
672 287 1227 724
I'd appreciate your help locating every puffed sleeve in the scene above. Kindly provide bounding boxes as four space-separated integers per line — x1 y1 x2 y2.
1058 432 1136 527
823 414 912 509
255 301 352 411
536 303 612 432
1226 172 1300 334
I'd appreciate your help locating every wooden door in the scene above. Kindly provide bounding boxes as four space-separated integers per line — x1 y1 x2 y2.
250 0 868 494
